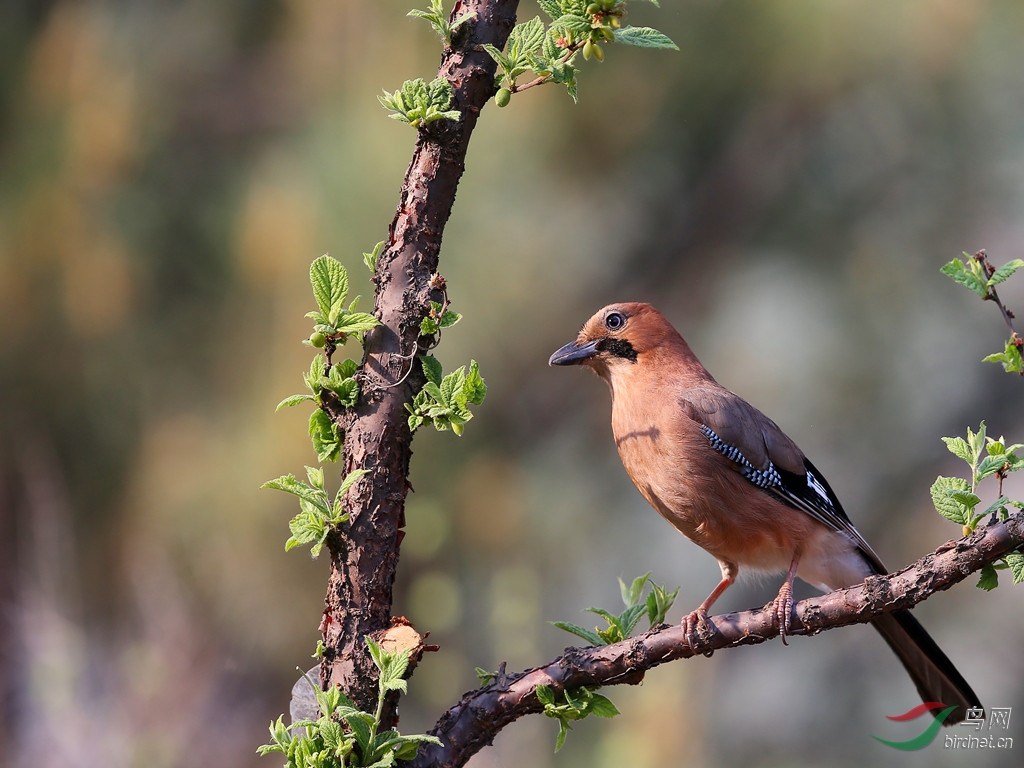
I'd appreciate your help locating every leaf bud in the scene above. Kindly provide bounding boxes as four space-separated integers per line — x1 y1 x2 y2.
495 87 511 107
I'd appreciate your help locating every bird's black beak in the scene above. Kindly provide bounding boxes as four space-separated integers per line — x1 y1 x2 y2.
549 339 600 366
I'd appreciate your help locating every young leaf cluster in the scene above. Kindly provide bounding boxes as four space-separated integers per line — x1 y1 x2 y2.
262 467 369 558
258 639 441 767
276 256 379 463
406 357 486 435
931 422 1024 590
485 1 677 106
306 255 380 347
941 252 1024 373
941 253 1024 300
535 684 620 752
363 241 384 275
419 300 461 336
379 77 461 128
269 255 381 551
408 0 475 45
553 573 679 646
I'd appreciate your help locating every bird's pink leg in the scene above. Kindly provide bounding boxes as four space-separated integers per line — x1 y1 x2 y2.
682 562 736 648
771 550 801 646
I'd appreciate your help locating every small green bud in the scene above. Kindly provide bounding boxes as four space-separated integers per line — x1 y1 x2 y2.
586 3 600 13
600 27 615 42
592 42 604 61
583 40 594 60
495 87 511 108
309 331 327 348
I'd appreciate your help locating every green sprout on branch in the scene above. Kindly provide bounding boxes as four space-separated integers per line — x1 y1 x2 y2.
262 466 369 558
535 684 620 752
486 1 677 106
408 0 476 45
258 638 441 766
941 251 1024 374
931 422 1024 590
553 573 678 646
379 77 461 128
406 356 486 435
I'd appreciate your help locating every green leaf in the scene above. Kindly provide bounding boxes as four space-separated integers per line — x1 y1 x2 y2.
949 490 982 511
463 359 487 404
618 603 648 636
310 255 348 320
980 496 1010 519
941 436 973 464
482 43 513 74
333 311 380 336
552 13 592 34
304 353 326 395
986 438 1006 456
439 309 462 328
440 366 463 407
346 709 373 757
475 667 497 686
620 573 650 607
977 454 1010 481
337 358 359 379
427 76 454 111
613 26 679 49
930 476 971 524
287 507 327 555
538 0 561 19
986 258 1024 287
554 721 570 752
334 377 359 407
309 409 341 463
509 16 546 60
276 393 314 411
941 258 988 298
587 693 620 718
363 240 384 274
982 338 1024 373
261 474 329 512
977 562 999 591
968 422 988 461
1004 552 1024 584
535 684 555 706
305 465 325 489
551 621 605 646
336 468 369 504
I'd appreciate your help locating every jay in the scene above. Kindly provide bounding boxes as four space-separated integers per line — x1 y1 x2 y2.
550 302 980 723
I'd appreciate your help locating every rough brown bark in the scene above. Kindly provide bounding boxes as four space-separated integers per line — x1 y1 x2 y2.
319 0 520 714
408 514 1024 768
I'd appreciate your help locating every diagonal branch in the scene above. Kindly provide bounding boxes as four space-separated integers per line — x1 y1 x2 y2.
410 513 1024 768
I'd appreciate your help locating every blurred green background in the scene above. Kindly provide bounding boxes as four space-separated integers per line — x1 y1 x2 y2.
2 0 1023 766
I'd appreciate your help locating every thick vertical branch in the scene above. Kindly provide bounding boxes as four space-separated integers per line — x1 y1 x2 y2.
319 0 519 712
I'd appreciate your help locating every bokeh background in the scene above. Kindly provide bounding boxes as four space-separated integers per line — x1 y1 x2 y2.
2 0 1023 766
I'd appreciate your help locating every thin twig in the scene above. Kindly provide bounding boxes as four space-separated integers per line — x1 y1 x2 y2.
974 249 1018 336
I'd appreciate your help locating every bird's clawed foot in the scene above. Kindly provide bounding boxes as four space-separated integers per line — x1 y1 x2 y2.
681 608 712 650
770 581 794 645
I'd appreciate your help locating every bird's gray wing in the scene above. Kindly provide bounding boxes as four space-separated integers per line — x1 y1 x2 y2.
680 386 885 573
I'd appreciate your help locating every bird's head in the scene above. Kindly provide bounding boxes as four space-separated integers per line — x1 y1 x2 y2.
548 302 685 380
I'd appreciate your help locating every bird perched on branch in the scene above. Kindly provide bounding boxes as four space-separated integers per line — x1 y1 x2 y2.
550 301 981 723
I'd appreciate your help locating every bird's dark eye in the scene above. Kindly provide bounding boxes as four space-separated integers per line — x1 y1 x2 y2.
605 312 625 331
